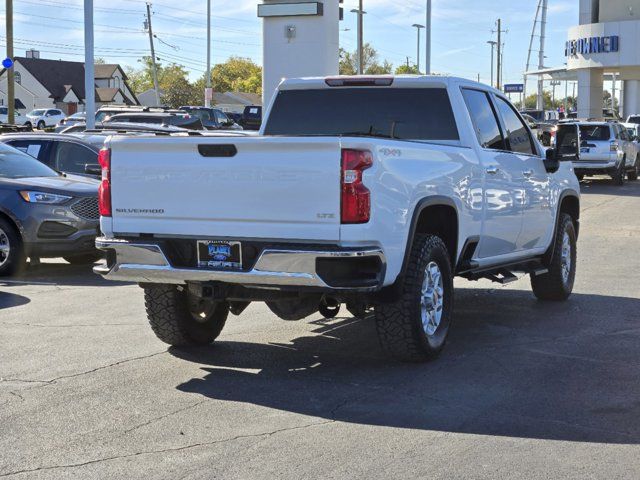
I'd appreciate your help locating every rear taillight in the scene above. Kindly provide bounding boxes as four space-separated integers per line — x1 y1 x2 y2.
341 149 373 224
98 148 112 217
610 141 619 152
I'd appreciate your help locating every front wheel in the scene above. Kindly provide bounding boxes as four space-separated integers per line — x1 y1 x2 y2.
0 218 25 276
36 121 45 130
374 235 454 362
531 213 577 301
143 285 229 346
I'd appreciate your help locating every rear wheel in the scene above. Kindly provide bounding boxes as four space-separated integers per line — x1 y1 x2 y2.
627 156 639 181
374 235 454 362
143 285 229 346
612 159 626 186
0 218 25 276
531 213 577 301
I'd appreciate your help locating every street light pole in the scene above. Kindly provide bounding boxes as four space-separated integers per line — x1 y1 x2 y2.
487 40 497 88
6 0 14 125
412 24 425 74
351 2 365 75
205 0 211 107
84 0 95 129
425 0 431 74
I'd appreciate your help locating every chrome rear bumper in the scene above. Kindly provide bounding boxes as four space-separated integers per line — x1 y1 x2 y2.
94 237 385 290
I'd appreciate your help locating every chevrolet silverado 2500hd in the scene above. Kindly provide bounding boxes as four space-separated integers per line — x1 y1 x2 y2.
95 76 581 362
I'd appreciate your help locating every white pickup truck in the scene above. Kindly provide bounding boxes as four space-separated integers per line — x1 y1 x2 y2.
95 76 581 362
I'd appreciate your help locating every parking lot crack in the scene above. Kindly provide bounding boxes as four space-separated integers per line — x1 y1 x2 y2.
0 420 335 478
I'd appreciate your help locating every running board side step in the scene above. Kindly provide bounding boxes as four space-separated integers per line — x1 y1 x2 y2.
484 269 518 285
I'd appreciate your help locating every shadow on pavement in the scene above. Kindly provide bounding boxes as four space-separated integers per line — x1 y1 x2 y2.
172 288 640 445
0 290 30 309
580 178 640 197
0 262 131 288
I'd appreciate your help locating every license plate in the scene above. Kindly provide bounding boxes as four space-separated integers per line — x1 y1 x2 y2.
580 147 590 153
197 240 242 270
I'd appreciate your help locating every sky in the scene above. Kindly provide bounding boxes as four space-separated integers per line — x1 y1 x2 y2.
0 0 578 88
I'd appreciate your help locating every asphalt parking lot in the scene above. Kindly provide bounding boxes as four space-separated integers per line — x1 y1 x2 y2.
1 178 639 479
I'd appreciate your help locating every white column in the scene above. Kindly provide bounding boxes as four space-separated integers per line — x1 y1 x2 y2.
261 0 339 108
577 68 603 119
623 80 640 119
579 0 598 25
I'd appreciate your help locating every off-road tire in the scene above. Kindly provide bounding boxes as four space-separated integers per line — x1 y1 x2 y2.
612 159 626 186
0 217 25 276
143 285 229 346
63 252 102 265
627 156 639 181
374 235 454 362
531 213 577 301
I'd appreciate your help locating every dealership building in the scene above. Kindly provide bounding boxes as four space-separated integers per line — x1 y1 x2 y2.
534 0 640 119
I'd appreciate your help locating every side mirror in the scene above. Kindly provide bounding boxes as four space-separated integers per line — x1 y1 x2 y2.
85 164 101 175
544 148 560 174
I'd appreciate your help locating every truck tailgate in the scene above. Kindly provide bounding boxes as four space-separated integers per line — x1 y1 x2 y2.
108 136 343 241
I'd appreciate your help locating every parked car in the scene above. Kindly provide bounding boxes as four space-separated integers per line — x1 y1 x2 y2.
0 143 101 275
0 133 100 179
571 121 639 183
0 107 28 126
96 75 581 363
55 112 87 131
25 109 66 130
179 106 243 130
226 112 244 124
95 105 185 122
103 112 204 130
521 109 559 123
626 114 640 125
521 113 557 146
239 105 262 131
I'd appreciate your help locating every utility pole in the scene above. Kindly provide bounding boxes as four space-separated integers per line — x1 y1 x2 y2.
425 0 431 74
412 24 425 74
350 1 365 74
84 0 95 128
537 0 548 110
524 0 543 106
611 72 617 112
496 19 502 90
550 79 561 107
145 3 161 106
487 40 497 88
205 0 212 107
6 0 14 125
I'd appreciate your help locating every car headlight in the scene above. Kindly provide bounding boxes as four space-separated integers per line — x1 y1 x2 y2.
19 191 72 204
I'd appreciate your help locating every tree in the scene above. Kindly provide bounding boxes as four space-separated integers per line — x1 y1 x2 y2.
159 64 201 107
339 44 393 75
208 57 262 95
395 64 419 75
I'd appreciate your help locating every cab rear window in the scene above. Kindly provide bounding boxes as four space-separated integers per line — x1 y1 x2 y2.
264 88 459 141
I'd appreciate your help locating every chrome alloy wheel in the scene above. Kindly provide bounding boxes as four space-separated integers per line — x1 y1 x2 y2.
0 227 10 268
421 261 444 336
560 231 572 285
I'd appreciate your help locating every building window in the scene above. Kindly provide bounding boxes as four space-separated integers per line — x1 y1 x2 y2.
114 77 120 89
14 72 21 85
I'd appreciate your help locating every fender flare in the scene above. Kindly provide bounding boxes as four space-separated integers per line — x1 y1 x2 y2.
544 189 580 265
0 206 25 238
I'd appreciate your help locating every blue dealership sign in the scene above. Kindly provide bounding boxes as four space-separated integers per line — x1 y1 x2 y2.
565 36 619 57
504 84 524 93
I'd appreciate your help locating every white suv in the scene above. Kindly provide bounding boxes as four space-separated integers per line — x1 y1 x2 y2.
0 107 28 125
26 109 66 130
573 122 639 184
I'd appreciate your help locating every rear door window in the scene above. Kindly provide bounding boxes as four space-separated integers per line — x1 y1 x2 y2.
461 89 504 150
53 141 98 174
579 125 611 142
265 88 459 141
494 96 536 155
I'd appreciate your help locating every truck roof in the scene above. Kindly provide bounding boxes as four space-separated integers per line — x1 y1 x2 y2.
278 75 503 95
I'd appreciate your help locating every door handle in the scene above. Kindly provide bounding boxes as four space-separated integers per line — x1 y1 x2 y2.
486 167 500 175
523 169 534 177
